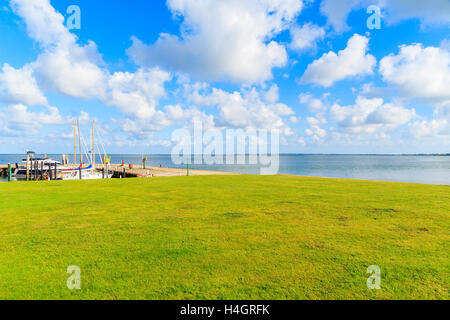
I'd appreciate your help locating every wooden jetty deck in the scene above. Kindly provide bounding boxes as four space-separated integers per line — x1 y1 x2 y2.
101 164 236 178
0 164 10 176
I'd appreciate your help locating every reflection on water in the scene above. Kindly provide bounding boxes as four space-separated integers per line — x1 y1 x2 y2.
1 154 449 185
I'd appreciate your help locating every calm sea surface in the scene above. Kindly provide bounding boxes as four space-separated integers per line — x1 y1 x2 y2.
1 154 449 185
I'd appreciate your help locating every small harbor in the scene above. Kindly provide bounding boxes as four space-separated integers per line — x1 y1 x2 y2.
0 119 236 182
0 160 236 181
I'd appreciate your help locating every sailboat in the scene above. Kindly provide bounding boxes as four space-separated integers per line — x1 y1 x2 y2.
61 119 113 180
12 120 113 181
13 153 63 180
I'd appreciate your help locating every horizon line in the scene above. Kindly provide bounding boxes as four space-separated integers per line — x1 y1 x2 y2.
0 153 449 156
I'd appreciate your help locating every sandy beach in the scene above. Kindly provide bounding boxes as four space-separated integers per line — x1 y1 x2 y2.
99 164 238 177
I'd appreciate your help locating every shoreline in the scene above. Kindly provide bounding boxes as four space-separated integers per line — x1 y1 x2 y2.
103 163 238 177
0 163 238 179
1 163 448 186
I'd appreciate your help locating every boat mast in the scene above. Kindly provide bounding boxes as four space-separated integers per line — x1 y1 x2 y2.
92 120 95 168
73 120 77 166
77 118 82 166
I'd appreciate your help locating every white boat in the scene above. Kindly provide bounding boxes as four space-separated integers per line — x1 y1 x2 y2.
61 119 113 180
61 165 113 180
13 157 63 180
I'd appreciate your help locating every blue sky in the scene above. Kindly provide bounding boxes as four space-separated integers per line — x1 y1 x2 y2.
0 0 449 154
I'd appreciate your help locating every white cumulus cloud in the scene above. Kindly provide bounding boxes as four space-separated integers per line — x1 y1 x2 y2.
184 83 295 134
301 34 376 87
320 0 360 32
409 103 450 139
107 68 172 119
409 118 449 139
9 0 177 130
127 0 304 83
289 23 325 52
379 43 450 105
0 63 47 106
330 96 416 134
11 0 108 100
0 104 75 136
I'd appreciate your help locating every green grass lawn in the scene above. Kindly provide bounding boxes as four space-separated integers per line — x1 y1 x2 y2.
0 175 448 300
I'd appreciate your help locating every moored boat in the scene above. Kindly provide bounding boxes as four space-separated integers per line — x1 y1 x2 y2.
13 120 113 181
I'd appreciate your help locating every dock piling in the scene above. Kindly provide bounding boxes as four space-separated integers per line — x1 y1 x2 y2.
26 156 30 181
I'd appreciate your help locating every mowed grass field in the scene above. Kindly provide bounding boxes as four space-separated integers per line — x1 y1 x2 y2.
0 175 448 300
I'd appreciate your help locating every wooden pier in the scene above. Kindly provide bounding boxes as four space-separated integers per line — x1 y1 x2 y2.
97 164 236 178
0 164 10 177
1 163 236 179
